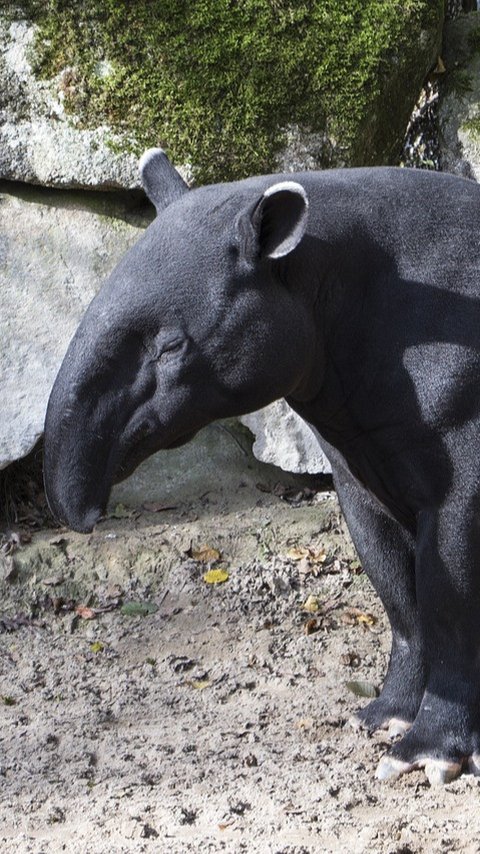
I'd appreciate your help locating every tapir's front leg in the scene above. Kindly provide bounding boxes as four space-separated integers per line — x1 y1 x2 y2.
332 456 426 735
376 500 480 784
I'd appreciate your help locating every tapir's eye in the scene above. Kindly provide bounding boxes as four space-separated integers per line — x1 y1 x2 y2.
144 334 186 363
161 339 184 357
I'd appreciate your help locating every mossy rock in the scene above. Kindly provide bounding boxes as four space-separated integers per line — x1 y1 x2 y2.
438 11 480 179
16 1 443 183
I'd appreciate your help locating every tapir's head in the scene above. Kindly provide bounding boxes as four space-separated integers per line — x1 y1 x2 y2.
44 149 317 532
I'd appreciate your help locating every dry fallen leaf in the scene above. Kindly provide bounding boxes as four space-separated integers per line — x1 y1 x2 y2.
340 651 361 668
345 680 378 699
108 503 138 520
296 718 314 730
75 606 96 620
287 546 327 564
304 618 318 635
142 501 177 513
189 679 210 690
42 575 64 587
203 568 229 584
349 560 363 575
287 546 310 561
189 544 221 563
120 601 158 617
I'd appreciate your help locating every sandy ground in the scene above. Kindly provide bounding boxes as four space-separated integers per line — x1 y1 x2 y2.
1 425 480 853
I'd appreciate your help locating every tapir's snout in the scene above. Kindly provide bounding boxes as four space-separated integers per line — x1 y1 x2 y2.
43 388 114 533
43 317 197 533
44 437 108 533
43 314 157 532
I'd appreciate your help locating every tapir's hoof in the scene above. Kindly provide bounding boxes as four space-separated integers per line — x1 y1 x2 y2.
468 753 480 775
349 713 411 738
387 717 412 738
423 759 463 786
375 756 412 781
376 755 463 785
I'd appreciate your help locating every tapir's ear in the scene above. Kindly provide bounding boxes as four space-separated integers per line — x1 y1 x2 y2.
240 181 309 262
139 148 189 214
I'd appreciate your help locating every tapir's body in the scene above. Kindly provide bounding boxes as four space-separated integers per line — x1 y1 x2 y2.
44 153 480 784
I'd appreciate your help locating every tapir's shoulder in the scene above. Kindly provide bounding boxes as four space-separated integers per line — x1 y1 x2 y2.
294 167 480 252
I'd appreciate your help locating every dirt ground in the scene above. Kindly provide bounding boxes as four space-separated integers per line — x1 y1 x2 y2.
1 425 480 854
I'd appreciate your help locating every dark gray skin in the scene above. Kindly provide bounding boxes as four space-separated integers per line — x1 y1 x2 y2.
44 149 480 784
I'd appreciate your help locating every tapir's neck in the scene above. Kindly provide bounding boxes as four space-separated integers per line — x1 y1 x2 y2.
285 206 398 449
279 231 368 406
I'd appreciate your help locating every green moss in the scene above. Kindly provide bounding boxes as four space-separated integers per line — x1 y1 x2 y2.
17 0 443 183
467 22 480 53
445 68 474 97
464 116 480 139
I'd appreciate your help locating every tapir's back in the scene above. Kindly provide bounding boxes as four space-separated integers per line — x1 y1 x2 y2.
296 166 480 297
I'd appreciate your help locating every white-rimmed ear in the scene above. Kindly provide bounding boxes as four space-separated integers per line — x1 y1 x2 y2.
139 148 189 214
239 181 309 263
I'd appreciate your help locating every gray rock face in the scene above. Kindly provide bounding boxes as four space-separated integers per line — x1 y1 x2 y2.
241 402 331 475
0 182 147 468
0 19 140 189
439 13 480 180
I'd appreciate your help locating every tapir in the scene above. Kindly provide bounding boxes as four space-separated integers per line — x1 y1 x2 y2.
43 149 480 785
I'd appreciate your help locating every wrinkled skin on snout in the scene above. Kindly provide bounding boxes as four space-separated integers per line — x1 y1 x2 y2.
45 150 480 785
44 152 316 532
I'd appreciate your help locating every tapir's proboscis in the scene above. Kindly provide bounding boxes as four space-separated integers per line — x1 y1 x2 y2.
44 149 480 786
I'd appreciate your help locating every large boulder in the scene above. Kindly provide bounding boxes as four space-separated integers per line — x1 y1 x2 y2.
241 403 330 475
0 18 140 189
438 11 480 180
0 182 148 469
4 2 444 185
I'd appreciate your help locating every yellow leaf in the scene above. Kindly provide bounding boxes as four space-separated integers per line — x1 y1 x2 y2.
342 607 377 627
90 641 104 653
357 613 377 627
203 568 229 584
302 594 320 613
190 680 210 690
